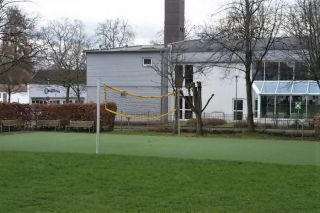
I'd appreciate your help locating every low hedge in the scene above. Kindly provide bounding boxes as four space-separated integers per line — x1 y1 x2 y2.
0 103 117 131
315 116 320 135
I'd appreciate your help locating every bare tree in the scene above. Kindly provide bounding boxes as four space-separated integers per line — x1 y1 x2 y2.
180 82 214 135
95 18 135 49
0 0 38 76
40 18 90 102
199 0 284 131
152 46 214 135
286 0 320 87
150 20 197 45
0 6 38 102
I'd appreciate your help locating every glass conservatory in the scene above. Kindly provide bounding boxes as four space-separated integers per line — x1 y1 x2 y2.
253 81 320 118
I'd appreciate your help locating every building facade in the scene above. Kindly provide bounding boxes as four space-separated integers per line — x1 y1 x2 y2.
86 39 320 121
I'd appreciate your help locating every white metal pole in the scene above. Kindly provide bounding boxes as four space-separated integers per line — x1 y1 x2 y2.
96 80 100 154
177 89 181 136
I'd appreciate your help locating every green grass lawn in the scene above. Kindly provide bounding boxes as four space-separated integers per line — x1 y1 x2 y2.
0 131 319 165
0 132 319 212
0 152 319 212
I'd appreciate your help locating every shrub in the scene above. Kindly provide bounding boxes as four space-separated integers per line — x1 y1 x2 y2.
233 121 248 128
186 118 226 127
0 103 117 131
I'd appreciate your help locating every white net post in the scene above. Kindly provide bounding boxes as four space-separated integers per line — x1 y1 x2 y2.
96 79 100 154
177 89 181 136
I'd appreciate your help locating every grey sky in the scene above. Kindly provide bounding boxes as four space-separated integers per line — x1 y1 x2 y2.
20 0 224 44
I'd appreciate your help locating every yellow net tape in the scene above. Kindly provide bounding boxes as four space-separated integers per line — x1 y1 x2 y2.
104 83 176 120
104 104 176 120
104 84 175 99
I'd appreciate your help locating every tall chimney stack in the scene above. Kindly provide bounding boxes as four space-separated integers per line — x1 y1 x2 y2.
164 0 185 45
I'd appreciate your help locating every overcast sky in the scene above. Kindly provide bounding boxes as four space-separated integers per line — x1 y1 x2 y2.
20 0 224 44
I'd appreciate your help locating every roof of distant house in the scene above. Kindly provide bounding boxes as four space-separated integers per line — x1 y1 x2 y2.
0 84 28 93
85 45 165 54
30 70 86 85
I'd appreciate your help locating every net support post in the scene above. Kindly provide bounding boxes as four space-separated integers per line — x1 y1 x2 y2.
96 79 100 154
178 89 181 136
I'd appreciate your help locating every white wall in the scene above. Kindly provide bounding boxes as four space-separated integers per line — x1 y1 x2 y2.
29 84 86 103
11 92 29 104
167 64 248 119
197 66 247 115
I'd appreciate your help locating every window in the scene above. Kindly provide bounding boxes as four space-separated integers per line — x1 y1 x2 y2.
175 65 183 88
3 93 7 102
179 96 193 119
280 62 294 80
233 99 243 120
143 58 152 66
295 62 309 80
265 62 279 80
185 65 193 87
253 63 264 80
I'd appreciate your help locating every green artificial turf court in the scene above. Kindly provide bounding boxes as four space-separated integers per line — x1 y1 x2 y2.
1 132 320 212
0 131 319 165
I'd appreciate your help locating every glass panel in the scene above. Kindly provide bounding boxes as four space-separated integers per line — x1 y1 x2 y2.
291 96 306 118
234 99 243 111
276 96 290 118
253 63 264 80
309 82 320 93
307 96 320 117
262 82 278 94
261 96 275 117
185 96 193 109
280 62 294 80
277 82 293 94
185 65 193 86
234 111 243 120
175 65 183 88
143 58 152 66
292 82 308 94
185 111 193 119
265 62 279 80
295 62 309 80
254 82 263 92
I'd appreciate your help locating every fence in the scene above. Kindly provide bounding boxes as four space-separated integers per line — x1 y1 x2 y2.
113 111 317 131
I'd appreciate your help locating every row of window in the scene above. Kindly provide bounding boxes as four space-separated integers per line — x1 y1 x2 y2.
31 99 84 105
259 95 320 118
175 65 194 88
254 62 311 81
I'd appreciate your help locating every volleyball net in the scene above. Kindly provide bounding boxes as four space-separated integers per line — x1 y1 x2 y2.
104 84 176 121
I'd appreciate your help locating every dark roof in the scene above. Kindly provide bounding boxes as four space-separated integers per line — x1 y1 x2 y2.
0 84 27 92
170 38 304 53
30 70 86 84
85 45 165 54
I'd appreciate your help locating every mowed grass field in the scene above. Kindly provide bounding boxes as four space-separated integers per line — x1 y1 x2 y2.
0 132 320 212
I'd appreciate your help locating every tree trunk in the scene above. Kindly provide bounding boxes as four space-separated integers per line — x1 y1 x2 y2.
246 72 255 132
173 90 179 134
76 86 81 103
8 89 11 103
66 85 70 103
195 111 203 135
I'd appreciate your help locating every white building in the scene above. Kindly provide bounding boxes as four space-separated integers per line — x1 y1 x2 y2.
0 70 87 104
85 43 247 120
0 84 29 104
29 70 86 104
86 39 320 121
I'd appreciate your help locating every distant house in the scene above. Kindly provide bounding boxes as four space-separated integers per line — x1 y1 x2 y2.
0 84 29 103
29 70 87 104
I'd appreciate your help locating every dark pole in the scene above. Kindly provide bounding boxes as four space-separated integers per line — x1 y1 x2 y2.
235 75 238 120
